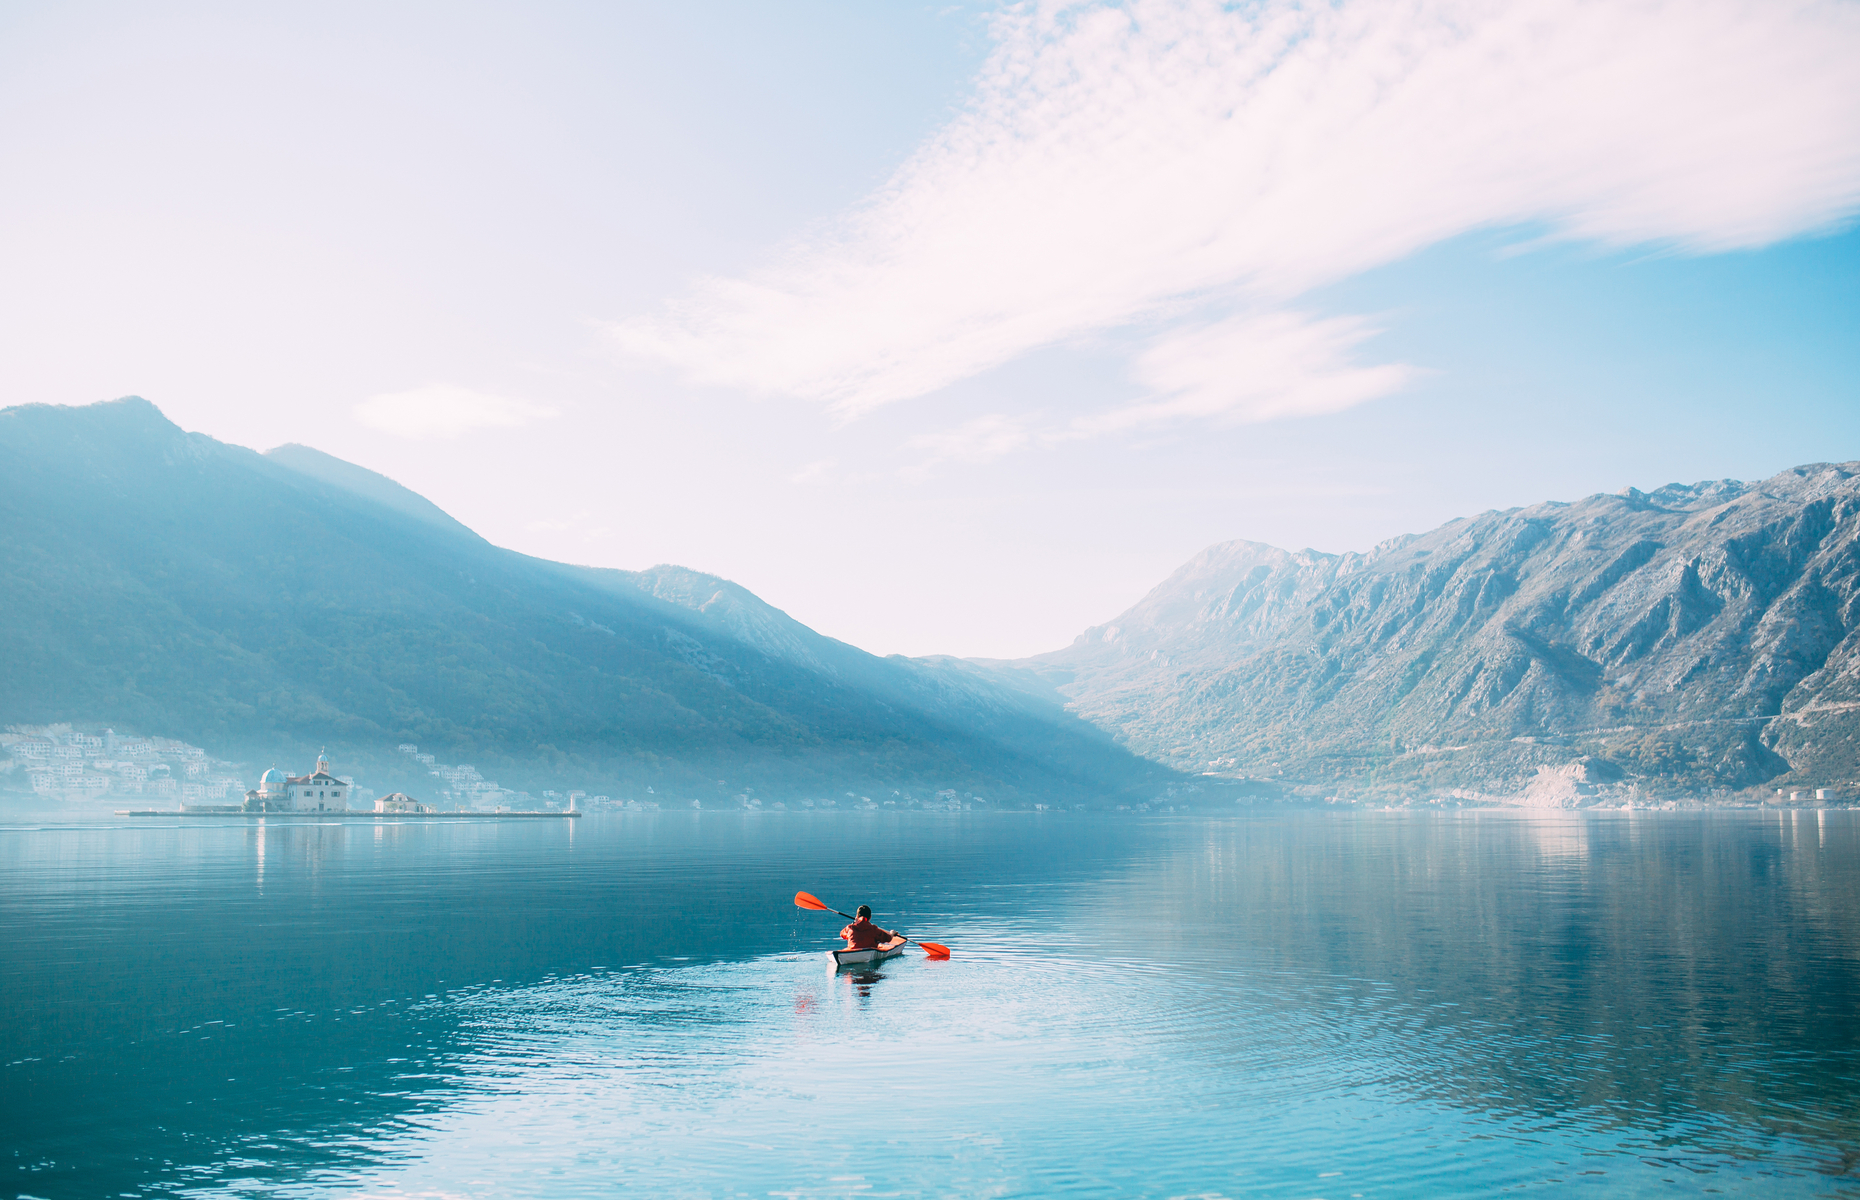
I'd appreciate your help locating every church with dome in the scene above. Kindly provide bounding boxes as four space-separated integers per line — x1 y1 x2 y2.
241 753 352 812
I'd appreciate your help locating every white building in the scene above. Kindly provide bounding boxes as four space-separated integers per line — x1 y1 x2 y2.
286 752 350 811
241 752 352 812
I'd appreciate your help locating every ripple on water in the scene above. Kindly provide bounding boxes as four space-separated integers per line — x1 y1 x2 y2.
4 811 1858 1198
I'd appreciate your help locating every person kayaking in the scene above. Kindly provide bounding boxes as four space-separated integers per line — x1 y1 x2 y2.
839 905 903 951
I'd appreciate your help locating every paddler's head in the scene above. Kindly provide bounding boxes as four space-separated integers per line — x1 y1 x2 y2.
855 905 871 920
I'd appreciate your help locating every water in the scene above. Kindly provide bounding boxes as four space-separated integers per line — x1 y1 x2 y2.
4 809 1858 1197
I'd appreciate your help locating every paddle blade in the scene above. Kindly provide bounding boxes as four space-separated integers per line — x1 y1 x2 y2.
918 941 952 959
794 891 832 912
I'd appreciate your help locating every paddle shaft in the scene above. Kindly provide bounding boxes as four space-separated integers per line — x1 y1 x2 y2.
795 891 949 957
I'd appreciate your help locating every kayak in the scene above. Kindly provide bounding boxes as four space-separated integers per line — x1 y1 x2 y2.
832 939 907 967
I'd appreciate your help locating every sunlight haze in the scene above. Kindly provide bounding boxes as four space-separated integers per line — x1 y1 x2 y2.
2 0 1856 657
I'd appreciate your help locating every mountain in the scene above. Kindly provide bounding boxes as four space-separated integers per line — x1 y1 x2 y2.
0 397 1168 805
994 466 1860 800
263 443 479 538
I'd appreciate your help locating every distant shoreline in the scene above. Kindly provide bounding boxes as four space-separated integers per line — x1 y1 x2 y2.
114 809 580 820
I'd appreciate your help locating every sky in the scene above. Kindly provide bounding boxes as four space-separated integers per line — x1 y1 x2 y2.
2 0 1857 659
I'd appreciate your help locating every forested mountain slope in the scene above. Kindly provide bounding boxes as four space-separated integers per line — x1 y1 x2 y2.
996 466 1860 797
0 397 1166 804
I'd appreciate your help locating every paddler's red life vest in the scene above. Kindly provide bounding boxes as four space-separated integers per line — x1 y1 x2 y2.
840 917 894 950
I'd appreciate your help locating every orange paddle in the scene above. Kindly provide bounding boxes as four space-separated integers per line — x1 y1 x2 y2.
795 890 951 959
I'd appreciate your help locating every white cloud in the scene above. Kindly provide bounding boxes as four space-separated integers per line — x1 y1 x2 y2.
353 384 558 439
525 510 608 540
612 0 1860 426
909 413 1035 465
1080 312 1422 433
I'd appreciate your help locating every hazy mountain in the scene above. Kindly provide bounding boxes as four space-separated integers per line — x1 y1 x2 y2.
0 397 1167 805
263 443 478 539
994 466 1860 799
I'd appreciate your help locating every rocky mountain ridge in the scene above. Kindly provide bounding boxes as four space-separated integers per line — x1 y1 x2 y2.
995 464 1860 800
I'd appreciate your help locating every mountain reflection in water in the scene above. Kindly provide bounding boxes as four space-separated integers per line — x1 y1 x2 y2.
3 809 1856 1197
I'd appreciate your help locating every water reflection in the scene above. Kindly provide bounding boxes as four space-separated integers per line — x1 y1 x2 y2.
1079 811 1860 1183
3 811 1857 1197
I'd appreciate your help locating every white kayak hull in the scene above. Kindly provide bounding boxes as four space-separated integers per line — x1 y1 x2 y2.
832 942 907 967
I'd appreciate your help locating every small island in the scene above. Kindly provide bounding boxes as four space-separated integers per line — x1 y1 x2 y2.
116 752 579 819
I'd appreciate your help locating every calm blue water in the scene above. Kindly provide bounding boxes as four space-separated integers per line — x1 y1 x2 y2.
3 809 1858 1197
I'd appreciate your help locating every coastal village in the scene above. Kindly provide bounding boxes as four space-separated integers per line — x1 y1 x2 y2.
0 726 601 814
2 725 992 813
1 725 246 804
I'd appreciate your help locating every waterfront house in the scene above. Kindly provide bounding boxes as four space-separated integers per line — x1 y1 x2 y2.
240 753 351 812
